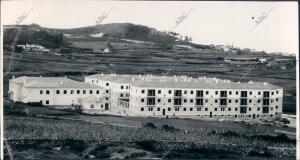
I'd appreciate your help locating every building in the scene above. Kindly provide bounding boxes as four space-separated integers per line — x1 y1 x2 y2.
85 74 283 119
9 74 283 120
8 76 109 111
224 55 269 64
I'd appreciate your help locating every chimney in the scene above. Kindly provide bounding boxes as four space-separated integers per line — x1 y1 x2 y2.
12 75 15 79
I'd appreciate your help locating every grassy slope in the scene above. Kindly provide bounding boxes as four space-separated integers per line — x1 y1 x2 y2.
3 37 296 113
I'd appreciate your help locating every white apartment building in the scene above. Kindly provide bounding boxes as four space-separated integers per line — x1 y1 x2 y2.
9 76 110 112
9 74 283 120
85 74 283 119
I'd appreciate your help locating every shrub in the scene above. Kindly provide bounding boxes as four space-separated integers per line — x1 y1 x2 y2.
280 118 290 124
143 122 157 129
161 124 179 132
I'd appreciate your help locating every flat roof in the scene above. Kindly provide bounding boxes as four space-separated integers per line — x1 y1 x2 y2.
85 74 282 90
11 76 102 89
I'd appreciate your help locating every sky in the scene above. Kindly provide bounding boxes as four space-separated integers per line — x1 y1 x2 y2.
1 0 298 54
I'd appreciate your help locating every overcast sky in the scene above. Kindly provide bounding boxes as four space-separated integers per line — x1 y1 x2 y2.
1 0 298 54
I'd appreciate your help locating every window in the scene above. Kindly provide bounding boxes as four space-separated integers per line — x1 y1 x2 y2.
64 90 67 94
46 90 50 94
141 90 145 94
126 86 129 89
77 90 80 94
46 100 49 104
148 107 153 111
141 108 144 111
174 99 182 105
106 83 109 86
168 90 172 94
190 108 193 111
220 91 227 97
168 99 172 103
147 89 155 96
184 99 187 103
40 90 43 94
157 99 161 103
141 99 144 102
271 92 274 95
168 107 171 111
183 108 187 111
196 99 203 105
205 99 208 103
197 108 201 111
70 90 74 94
240 99 247 105
263 99 269 105
276 91 279 94
215 99 218 103
275 106 278 109
158 90 161 94
229 91 232 95
229 100 232 103
205 108 208 111
258 100 261 103
184 90 187 94
241 91 247 97
220 99 227 105
120 94 124 97
56 90 60 94
235 108 238 111
249 107 251 111
263 91 270 98
121 86 124 89
249 100 252 103
175 108 179 111
240 107 247 114
89 90 93 94
276 98 278 102
174 90 182 97
147 98 155 105
257 107 260 111
96 90 100 94
215 91 218 95
83 90 86 94
101 105 103 108
235 100 238 103
190 99 193 103
190 91 194 94
106 90 109 93
157 107 160 111
258 91 261 95
249 91 252 95
206 91 209 95
228 108 231 111
196 90 203 97
221 108 225 111
214 108 217 111
271 107 273 111
262 107 269 113
90 104 94 108
236 91 238 95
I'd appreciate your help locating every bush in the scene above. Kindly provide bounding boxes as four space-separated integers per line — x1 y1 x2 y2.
161 124 179 132
280 118 290 124
143 122 157 129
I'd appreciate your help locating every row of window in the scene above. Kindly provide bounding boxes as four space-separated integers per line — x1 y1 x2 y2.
140 89 279 96
40 89 109 95
141 98 279 105
141 106 278 112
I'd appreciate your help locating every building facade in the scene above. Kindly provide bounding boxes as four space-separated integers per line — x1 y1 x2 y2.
9 74 283 120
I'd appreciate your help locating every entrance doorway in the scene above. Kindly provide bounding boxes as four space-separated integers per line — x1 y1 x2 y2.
252 114 256 119
162 109 166 116
210 112 212 118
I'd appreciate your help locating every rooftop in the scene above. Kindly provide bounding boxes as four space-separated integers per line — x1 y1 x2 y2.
85 74 282 90
10 76 102 89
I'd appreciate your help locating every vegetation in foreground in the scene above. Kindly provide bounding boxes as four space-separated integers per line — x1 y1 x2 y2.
4 114 296 159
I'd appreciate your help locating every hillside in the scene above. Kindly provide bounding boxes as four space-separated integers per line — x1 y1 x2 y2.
2 23 297 114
